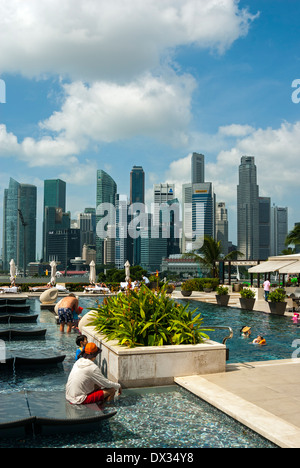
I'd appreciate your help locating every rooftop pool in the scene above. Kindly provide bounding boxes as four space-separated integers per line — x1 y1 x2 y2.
0 296 282 448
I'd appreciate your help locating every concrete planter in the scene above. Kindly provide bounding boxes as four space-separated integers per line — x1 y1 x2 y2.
181 290 192 297
216 294 230 306
239 298 256 310
268 302 287 315
79 312 226 388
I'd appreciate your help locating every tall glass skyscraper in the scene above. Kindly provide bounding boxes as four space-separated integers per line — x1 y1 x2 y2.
2 178 37 272
96 170 117 265
129 166 145 266
237 156 259 260
43 179 68 261
191 153 205 184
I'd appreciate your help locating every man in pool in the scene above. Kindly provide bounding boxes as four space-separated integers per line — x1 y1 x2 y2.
57 293 81 333
66 343 122 405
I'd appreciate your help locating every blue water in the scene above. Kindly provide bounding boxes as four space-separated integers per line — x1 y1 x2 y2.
0 297 280 448
185 300 299 363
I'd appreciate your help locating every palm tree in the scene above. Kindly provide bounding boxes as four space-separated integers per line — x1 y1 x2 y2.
183 236 243 278
285 224 300 247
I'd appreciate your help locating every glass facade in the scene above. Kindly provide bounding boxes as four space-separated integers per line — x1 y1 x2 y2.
96 170 117 265
2 178 37 272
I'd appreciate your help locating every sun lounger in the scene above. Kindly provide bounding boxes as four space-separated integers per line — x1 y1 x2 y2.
83 286 110 294
0 286 21 294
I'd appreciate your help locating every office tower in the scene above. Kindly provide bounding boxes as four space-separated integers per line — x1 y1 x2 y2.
96 170 117 265
2 178 37 272
141 214 167 272
237 156 259 260
216 202 228 255
43 179 68 261
259 197 271 260
153 183 175 227
130 166 145 204
130 166 145 265
191 153 205 184
270 205 288 256
78 209 96 252
182 182 215 252
47 229 81 270
115 194 129 269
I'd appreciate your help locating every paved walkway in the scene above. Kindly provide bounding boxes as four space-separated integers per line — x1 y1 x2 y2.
176 359 300 448
173 290 300 448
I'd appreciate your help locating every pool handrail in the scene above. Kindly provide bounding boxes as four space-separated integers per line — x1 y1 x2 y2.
200 326 233 345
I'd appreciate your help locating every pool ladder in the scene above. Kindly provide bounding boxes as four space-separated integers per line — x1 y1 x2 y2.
200 326 233 361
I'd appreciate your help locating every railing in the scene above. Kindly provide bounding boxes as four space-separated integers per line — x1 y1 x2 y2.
200 326 233 361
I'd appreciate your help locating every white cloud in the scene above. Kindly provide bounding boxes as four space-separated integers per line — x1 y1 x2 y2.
0 0 258 81
41 73 196 146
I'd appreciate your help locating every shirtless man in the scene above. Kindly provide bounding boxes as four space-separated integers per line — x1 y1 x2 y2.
57 293 80 333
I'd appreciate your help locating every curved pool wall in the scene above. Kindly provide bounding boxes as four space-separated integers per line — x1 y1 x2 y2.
0 297 282 448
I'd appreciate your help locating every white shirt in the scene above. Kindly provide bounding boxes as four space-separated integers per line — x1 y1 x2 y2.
66 357 121 404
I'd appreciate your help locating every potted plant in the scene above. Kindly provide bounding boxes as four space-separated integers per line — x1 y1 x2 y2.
215 286 230 306
268 288 287 315
203 282 213 293
181 281 193 297
239 288 256 310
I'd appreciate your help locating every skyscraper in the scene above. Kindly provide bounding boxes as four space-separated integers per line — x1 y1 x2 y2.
96 170 117 265
259 197 271 260
191 153 205 184
216 202 228 255
2 178 37 272
237 156 259 260
129 166 145 265
130 166 145 204
270 205 288 256
182 182 215 252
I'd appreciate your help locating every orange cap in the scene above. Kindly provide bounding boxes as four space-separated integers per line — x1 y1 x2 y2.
84 343 100 355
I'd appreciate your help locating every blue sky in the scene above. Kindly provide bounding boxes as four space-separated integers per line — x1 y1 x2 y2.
0 0 299 257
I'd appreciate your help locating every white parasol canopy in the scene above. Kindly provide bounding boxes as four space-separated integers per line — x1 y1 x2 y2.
89 260 96 284
50 260 57 285
9 259 16 284
125 260 130 282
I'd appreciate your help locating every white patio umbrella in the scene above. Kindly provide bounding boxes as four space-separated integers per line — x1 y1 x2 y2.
125 260 131 282
9 259 16 284
89 260 96 284
50 260 57 285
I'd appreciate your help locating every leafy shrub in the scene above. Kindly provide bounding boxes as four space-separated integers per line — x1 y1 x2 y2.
216 286 229 296
268 288 286 303
240 288 256 299
88 284 212 348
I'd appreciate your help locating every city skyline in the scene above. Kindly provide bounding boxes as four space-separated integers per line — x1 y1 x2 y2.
0 0 299 255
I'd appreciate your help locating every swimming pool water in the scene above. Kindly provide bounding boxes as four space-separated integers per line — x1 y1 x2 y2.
185 300 299 363
0 297 281 448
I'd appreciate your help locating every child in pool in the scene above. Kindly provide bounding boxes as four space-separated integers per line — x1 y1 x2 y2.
75 334 88 361
252 335 266 345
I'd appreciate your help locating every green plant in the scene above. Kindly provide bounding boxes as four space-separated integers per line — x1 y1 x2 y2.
203 282 212 289
88 284 212 348
216 286 229 296
268 288 286 303
240 288 256 299
181 281 194 291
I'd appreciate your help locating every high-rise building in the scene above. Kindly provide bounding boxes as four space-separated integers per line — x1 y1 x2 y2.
270 205 288 256
47 229 80 270
237 156 259 259
191 153 205 184
78 209 96 252
216 202 228 255
130 166 145 204
182 182 215 252
2 178 37 272
259 197 271 260
96 170 117 265
140 214 167 272
43 179 68 261
115 194 129 270
129 166 145 266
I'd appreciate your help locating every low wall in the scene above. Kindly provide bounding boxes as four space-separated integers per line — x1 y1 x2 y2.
79 312 227 388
